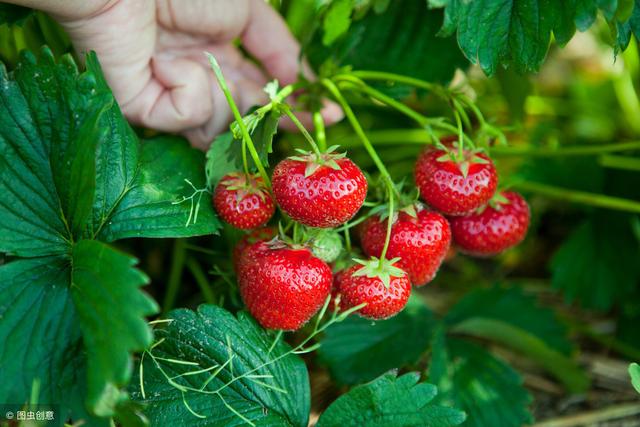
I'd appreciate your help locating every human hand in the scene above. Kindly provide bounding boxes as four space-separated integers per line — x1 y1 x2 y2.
47 0 342 149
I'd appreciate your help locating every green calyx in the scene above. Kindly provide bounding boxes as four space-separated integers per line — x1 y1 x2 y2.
477 191 510 214
221 172 269 202
435 143 490 178
488 191 510 211
352 257 406 288
288 145 347 177
369 181 420 221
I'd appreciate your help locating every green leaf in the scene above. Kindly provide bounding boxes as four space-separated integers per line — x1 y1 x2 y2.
309 0 467 85
80 54 220 241
12 51 109 238
322 0 354 45
132 305 310 427
206 111 279 188
429 336 533 427
0 49 106 257
319 296 435 384
71 240 158 416
0 48 217 423
551 213 640 311
629 363 640 394
446 286 588 392
427 0 639 75
0 257 77 412
445 286 573 355
611 0 640 51
96 136 221 241
0 257 110 426
316 371 466 427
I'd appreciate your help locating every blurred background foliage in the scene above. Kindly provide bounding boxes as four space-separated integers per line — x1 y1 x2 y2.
1 0 640 425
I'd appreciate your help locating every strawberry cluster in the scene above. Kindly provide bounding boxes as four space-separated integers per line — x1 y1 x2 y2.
213 137 530 331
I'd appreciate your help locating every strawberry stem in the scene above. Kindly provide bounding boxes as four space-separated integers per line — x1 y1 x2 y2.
282 105 322 155
344 227 352 253
321 79 400 200
335 76 475 147
347 70 442 98
454 109 465 159
379 188 394 261
516 181 640 214
313 110 328 152
207 53 271 187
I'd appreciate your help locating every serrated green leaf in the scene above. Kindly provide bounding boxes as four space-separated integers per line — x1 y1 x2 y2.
551 213 640 311
0 48 218 424
96 136 221 241
0 257 111 426
428 0 637 75
0 49 104 257
323 0 354 45
317 371 466 427
71 240 158 416
629 363 640 394
131 305 310 426
445 286 588 392
310 0 467 86
319 296 435 384
429 336 533 427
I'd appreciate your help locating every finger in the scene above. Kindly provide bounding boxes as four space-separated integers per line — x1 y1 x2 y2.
58 0 156 107
156 40 269 87
156 0 250 41
241 0 304 85
122 56 213 132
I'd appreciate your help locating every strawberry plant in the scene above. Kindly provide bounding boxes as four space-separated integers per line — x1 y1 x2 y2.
2 1 640 426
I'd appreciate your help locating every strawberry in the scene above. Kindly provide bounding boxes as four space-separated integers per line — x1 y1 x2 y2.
213 172 275 230
335 258 411 320
414 147 497 216
271 151 367 228
237 240 333 330
360 205 451 286
309 229 343 263
449 191 530 256
232 227 276 271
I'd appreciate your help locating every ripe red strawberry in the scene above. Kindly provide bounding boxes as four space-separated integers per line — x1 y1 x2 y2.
271 151 367 228
213 172 275 229
232 227 276 271
414 148 497 216
360 205 451 286
238 240 333 330
335 259 411 320
449 191 530 256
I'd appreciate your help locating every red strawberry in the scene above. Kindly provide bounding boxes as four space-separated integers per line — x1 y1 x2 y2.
232 227 276 271
213 172 275 229
271 151 367 228
360 205 451 286
335 259 411 320
450 191 530 256
414 148 497 216
238 240 333 330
